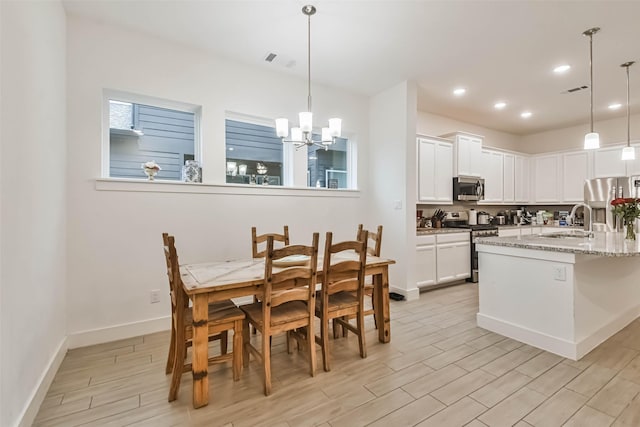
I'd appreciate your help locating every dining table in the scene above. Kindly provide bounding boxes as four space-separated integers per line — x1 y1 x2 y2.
180 253 396 408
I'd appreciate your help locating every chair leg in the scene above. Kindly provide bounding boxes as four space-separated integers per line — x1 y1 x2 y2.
332 318 340 339
262 331 272 396
371 292 378 329
342 316 349 338
220 330 228 355
165 325 176 375
321 318 331 372
242 319 250 368
357 309 367 359
286 331 293 354
307 326 316 377
168 328 186 402
232 320 243 381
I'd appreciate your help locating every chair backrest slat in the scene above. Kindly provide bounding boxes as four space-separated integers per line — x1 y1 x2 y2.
252 226 290 258
357 224 383 257
321 231 368 299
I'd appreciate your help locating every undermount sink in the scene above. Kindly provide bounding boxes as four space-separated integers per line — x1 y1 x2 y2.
538 230 592 239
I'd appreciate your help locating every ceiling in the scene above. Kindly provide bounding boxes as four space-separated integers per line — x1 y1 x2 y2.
62 0 640 136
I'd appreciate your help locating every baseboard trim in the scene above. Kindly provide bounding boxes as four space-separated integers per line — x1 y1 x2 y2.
390 285 420 301
67 316 171 349
477 313 577 360
576 305 640 359
17 336 68 427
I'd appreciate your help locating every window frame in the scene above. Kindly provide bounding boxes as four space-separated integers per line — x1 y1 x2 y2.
102 89 202 180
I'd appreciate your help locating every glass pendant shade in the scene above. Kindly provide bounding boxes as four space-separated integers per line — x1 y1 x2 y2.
329 118 342 137
584 132 600 150
321 127 331 142
299 112 312 133
275 118 289 138
621 146 636 160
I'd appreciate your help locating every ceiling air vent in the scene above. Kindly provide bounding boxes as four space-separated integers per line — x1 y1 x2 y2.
562 85 589 94
265 53 277 63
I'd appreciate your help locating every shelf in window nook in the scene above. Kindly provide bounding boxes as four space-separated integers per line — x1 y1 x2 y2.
256 163 269 186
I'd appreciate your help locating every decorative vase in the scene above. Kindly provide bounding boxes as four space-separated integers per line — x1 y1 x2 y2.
182 160 202 183
144 168 158 181
625 221 636 241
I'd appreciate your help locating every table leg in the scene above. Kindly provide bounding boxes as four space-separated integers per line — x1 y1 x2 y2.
375 268 391 343
192 293 209 408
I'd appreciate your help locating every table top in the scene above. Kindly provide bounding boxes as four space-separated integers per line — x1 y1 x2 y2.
181 254 395 295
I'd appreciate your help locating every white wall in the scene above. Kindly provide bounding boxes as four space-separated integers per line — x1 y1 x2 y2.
369 81 418 300
0 2 67 426
417 111 523 152
522 113 640 154
65 16 371 343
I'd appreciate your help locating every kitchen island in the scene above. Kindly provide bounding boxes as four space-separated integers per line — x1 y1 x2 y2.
475 232 640 360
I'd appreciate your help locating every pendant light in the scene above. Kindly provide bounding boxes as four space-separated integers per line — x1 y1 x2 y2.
621 61 635 160
275 5 342 150
583 27 600 150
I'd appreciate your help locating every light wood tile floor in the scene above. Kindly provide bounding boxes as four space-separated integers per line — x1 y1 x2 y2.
35 283 640 426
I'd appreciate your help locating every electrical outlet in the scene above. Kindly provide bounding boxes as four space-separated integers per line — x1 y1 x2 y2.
150 290 161 304
552 266 566 281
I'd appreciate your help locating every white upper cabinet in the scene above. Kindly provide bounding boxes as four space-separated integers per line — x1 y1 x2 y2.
503 153 515 203
533 154 562 203
514 155 530 203
417 136 453 204
562 151 591 202
440 132 483 177
593 145 627 178
480 149 504 203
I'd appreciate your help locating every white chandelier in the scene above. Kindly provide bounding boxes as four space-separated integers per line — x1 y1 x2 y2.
621 61 635 161
275 5 342 150
583 27 600 150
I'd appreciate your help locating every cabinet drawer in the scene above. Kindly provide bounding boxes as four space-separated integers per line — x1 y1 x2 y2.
416 234 436 245
436 232 470 244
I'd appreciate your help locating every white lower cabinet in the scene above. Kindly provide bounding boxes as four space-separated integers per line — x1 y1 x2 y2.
416 232 470 288
416 235 437 288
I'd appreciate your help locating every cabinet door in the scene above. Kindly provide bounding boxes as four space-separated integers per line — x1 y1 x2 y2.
503 153 515 202
416 244 437 287
515 155 530 203
625 144 640 176
533 154 562 203
562 151 590 202
498 228 521 237
593 146 627 178
435 142 453 203
481 150 504 202
417 138 436 202
436 242 470 283
456 134 483 177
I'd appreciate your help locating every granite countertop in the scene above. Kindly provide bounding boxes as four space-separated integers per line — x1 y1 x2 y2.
417 228 471 235
497 224 583 230
476 232 640 257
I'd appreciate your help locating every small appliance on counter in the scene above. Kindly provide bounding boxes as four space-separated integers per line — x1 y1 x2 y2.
468 209 478 225
477 211 490 225
495 212 506 225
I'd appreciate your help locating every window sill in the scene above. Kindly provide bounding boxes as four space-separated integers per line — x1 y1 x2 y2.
95 178 360 198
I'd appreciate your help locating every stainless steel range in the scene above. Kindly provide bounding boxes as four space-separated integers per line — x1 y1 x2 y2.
443 212 498 283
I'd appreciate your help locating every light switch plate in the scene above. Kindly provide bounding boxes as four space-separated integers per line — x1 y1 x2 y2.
552 266 566 281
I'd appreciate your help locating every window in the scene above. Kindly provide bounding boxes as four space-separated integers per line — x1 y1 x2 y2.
106 93 199 181
225 119 283 186
307 137 349 188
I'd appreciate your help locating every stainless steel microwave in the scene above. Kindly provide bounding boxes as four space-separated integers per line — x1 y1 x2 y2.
453 176 485 201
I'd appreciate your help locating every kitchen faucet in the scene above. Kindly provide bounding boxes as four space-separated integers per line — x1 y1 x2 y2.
569 203 594 238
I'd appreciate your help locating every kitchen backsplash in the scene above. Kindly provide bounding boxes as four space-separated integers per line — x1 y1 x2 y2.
417 203 576 221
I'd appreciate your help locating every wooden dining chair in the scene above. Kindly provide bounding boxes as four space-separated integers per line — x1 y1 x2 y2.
357 224 383 328
241 233 319 395
162 233 245 402
250 226 290 334
251 226 290 259
316 231 368 372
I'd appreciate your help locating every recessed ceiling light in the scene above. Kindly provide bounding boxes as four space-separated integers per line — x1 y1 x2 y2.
453 88 466 96
608 103 622 110
521 111 532 119
494 102 507 110
553 64 571 74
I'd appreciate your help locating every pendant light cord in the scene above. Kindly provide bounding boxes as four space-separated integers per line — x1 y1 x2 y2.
589 33 594 133
627 64 631 147
307 10 312 113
